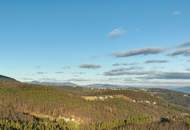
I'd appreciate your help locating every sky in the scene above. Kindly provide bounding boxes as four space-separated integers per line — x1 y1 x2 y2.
0 0 190 88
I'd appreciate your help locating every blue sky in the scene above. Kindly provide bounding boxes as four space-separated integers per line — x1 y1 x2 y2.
0 0 190 87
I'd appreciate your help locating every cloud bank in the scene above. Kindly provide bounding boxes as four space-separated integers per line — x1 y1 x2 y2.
79 64 101 69
169 48 190 56
145 60 168 64
113 48 165 58
145 72 190 80
104 67 148 76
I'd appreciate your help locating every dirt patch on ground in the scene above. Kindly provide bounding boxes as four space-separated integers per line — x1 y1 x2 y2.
23 111 82 124
82 95 133 102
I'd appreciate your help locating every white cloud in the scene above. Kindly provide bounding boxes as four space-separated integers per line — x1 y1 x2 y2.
172 10 182 16
108 27 126 38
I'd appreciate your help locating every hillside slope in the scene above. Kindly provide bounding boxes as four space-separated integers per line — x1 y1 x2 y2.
0 81 190 130
0 75 16 81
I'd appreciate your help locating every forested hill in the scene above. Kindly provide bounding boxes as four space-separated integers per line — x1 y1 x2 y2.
0 80 190 130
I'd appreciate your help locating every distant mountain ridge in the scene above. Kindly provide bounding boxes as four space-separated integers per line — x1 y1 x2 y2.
30 81 78 87
85 84 130 89
0 75 16 81
173 87 190 94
